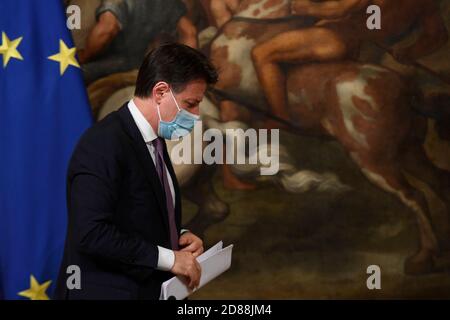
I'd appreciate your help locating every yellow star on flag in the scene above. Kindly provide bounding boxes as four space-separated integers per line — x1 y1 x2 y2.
48 39 80 75
0 31 24 68
18 275 52 300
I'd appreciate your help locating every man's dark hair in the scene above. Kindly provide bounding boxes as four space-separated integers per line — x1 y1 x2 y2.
134 43 218 97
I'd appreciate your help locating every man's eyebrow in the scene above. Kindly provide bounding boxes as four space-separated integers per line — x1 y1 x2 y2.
184 99 202 104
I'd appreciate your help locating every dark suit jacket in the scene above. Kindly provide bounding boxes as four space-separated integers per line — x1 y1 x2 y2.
54 103 182 300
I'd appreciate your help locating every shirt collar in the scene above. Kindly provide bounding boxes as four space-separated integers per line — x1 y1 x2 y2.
127 99 158 144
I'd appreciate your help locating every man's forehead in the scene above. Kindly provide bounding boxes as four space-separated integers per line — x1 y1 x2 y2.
180 81 207 100
184 79 207 90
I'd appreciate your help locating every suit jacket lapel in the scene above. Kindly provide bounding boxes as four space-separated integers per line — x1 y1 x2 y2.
116 103 170 235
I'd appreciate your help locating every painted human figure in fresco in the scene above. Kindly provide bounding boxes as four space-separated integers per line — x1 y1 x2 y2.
190 0 243 30
251 0 449 128
78 0 198 84
210 0 243 28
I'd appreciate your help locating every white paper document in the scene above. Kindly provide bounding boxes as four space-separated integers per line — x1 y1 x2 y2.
159 241 233 300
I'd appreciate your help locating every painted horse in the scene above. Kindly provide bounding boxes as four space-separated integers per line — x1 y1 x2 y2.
208 0 450 274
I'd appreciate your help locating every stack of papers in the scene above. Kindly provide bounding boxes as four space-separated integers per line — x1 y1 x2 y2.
159 241 233 300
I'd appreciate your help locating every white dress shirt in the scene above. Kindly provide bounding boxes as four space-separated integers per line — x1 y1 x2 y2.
127 99 177 272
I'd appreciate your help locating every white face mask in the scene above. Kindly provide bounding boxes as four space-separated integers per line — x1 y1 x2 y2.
157 89 200 140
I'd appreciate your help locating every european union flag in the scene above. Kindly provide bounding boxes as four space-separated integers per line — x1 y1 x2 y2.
0 0 93 299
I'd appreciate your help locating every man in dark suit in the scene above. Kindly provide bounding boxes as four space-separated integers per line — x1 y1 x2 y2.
54 43 218 300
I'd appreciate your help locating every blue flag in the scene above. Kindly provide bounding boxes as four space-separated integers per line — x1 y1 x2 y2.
0 0 93 299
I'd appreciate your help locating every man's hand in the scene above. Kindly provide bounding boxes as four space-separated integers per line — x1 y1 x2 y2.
179 232 204 257
170 251 201 290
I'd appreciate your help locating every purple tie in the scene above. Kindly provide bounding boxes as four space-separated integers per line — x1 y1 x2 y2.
153 137 179 250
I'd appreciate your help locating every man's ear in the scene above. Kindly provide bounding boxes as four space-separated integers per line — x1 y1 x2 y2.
152 82 170 105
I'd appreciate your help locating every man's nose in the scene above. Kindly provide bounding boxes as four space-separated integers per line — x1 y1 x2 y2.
191 106 200 116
